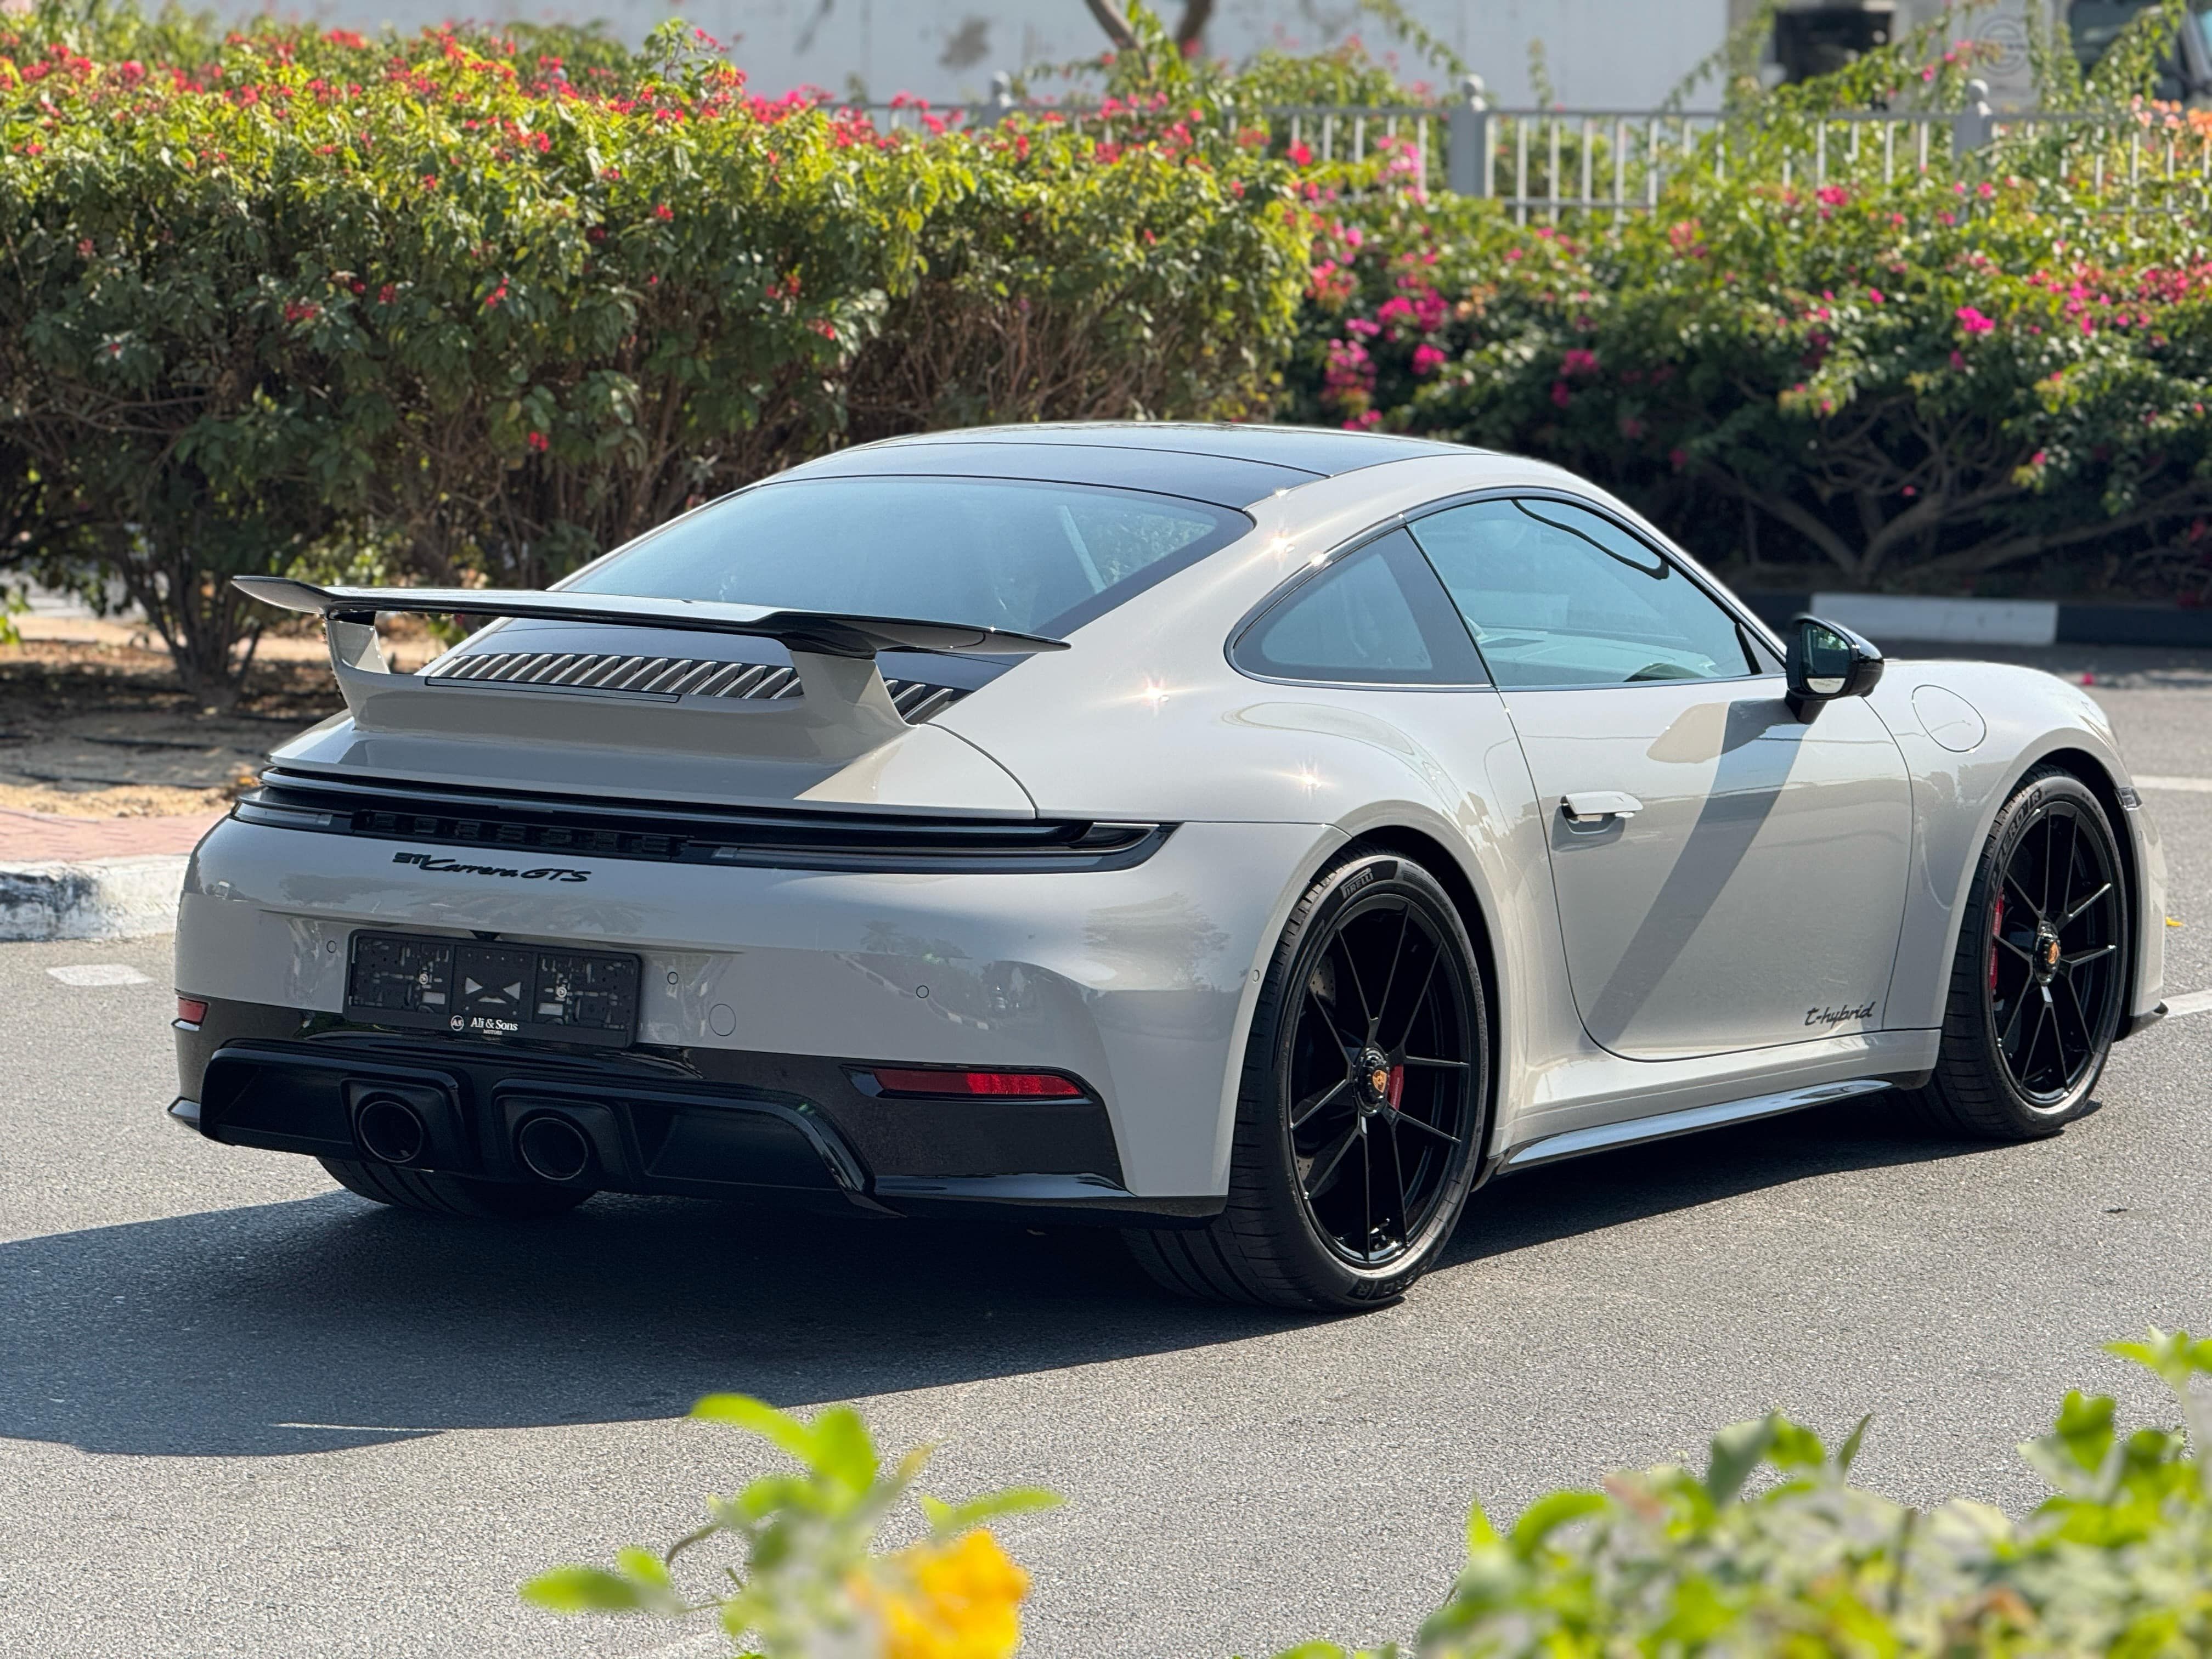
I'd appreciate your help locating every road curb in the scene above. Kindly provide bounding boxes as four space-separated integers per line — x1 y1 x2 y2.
1742 592 2212 648
0 855 187 942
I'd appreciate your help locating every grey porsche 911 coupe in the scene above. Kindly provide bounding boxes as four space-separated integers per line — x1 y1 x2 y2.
168 423 2167 1308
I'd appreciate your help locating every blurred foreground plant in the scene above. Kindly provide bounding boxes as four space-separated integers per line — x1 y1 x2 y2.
1284 1329 2212 1658
523 1393 1056 1658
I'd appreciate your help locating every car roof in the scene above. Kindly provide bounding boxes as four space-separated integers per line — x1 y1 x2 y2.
778 422 1478 508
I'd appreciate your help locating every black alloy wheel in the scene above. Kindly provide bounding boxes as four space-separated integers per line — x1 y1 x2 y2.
1126 851 1489 1309
1287 883 1475 1267
1911 766 2129 1138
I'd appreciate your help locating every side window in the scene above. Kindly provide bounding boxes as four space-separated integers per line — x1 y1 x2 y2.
1406 497 1760 689
1233 528 1486 686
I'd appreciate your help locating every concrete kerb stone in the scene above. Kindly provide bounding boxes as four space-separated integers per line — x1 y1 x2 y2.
0 855 188 942
0 862 185 942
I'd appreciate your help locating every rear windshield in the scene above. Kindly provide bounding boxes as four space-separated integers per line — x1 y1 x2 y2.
565 475 1251 639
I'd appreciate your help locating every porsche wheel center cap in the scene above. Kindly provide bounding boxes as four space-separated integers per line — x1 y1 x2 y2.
2033 926 2063 983
1357 1048 1391 1110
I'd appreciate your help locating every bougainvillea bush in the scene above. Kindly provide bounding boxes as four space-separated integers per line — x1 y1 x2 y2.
0 8 1307 699
1283 17 2212 603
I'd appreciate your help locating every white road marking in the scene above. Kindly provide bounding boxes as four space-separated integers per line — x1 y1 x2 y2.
2164 989 2212 1020
2136 775 2212 794
45 964 152 987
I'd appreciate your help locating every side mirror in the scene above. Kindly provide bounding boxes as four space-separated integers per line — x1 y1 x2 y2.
1785 614 1884 719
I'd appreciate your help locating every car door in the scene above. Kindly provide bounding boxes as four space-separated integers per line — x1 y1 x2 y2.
1404 494 1913 1062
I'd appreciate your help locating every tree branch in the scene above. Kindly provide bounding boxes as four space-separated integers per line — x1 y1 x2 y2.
1706 468 1864 581
1081 0 1140 52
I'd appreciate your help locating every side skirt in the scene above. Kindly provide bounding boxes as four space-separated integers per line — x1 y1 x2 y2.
1498 1077 1894 1172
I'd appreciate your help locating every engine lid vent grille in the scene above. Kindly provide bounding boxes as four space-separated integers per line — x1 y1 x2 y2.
426 651 967 722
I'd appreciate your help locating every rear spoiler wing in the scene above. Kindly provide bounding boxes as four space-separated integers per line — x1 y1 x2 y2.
232 578 1070 659
230 578 1067 763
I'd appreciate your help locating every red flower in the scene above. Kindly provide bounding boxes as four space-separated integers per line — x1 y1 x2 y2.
526 431 549 452
653 202 673 221
377 284 396 305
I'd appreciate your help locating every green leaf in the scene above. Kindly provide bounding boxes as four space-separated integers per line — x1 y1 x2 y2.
690 1394 820 1466
1835 1413 1873 1476
520 1565 646 1613
918 1487 1062 1537
1703 1416 1779 1506
1507 1490 1605 1556
807 1405 880 1493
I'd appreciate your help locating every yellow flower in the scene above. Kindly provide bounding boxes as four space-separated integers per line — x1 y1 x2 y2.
851 1530 1029 1659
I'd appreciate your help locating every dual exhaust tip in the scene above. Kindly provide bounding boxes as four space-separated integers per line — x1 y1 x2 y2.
354 1092 594 1184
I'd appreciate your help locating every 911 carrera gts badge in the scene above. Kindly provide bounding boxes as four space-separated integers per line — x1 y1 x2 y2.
1804 1001 1877 1029
391 851 590 883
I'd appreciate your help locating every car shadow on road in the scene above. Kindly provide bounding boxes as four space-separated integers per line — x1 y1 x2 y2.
4 1094 2011 1458
1443 1092 2007 1266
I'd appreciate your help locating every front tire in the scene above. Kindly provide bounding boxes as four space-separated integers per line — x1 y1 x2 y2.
319 1156 594 1220
1126 851 1489 1310
1908 766 2128 1139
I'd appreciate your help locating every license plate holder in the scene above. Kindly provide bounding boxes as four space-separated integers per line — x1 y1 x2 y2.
345 931 642 1047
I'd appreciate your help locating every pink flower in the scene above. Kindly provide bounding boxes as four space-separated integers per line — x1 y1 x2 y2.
1950 349 1967 369
1668 447 1689 471
1411 343 1447 376
1867 287 1884 304
1550 381 1572 409
653 202 673 221
1288 142 1312 166
1816 185 1848 207
1956 306 1995 335
2031 449 2048 466
1560 347 1600 377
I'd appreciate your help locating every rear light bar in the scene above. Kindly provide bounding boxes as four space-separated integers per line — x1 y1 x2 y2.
865 1068 1084 1099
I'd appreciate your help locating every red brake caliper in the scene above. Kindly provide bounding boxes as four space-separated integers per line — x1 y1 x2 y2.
1989 891 2006 993
1386 1064 1405 1109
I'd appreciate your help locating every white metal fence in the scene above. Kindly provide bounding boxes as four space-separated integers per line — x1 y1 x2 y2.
849 70 2212 219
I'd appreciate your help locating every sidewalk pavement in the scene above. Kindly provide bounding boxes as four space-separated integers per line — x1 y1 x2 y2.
0 806 220 942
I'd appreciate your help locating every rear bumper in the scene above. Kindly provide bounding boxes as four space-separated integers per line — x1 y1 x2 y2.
173 810 1338 1203
172 998 1222 1226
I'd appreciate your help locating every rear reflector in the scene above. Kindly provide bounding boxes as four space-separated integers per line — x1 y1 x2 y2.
868 1068 1082 1099
176 996 208 1026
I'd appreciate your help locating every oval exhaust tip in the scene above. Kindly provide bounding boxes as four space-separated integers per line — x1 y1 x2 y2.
356 1097 428 1165
516 1114 593 1183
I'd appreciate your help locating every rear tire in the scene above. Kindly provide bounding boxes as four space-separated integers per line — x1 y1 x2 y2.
1907 766 2128 1140
319 1156 594 1220
1125 851 1489 1310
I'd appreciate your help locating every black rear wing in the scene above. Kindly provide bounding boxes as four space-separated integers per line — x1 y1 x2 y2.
231 579 1065 766
232 577 1070 659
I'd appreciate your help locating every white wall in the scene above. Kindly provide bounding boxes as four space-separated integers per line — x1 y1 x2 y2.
279 0 1739 109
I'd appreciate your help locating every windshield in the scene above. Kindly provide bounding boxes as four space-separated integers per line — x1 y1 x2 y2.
565 475 1250 639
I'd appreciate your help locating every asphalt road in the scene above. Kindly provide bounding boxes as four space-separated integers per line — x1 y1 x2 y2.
3 647 2209 1659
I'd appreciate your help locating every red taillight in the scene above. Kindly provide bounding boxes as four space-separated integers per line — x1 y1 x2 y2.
869 1068 1082 1099
176 996 208 1025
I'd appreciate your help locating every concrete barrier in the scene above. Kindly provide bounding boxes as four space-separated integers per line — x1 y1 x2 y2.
0 855 188 943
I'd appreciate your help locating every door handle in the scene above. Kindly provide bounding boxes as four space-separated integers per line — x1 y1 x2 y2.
1560 791 1644 827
